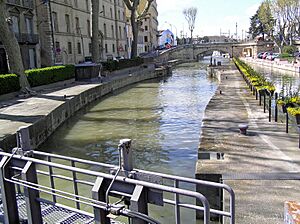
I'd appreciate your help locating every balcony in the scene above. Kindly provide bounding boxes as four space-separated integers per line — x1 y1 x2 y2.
6 0 33 8
15 33 39 44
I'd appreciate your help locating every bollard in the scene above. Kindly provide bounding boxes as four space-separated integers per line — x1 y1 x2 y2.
269 96 272 122
263 93 266 113
259 93 262 106
17 126 32 152
286 113 289 133
255 89 258 100
275 93 278 122
119 139 133 172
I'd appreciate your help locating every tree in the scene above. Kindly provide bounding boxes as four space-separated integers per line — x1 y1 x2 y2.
0 0 31 93
258 0 275 38
123 0 154 58
91 0 100 63
183 7 197 44
248 10 265 39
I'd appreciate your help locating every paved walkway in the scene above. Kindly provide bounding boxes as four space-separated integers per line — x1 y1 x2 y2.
196 63 300 223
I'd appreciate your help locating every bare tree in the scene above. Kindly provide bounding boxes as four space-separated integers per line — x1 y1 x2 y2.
0 0 31 93
183 7 198 44
91 0 100 63
123 0 154 58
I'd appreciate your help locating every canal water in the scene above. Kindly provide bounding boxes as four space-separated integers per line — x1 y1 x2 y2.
38 61 219 223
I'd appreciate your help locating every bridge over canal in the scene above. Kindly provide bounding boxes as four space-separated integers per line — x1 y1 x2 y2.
157 41 274 62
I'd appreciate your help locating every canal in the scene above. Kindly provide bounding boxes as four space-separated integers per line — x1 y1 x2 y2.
38 61 219 223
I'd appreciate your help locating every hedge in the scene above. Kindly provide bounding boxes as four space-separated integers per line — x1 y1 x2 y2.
0 74 20 95
0 65 75 95
26 64 75 87
102 57 144 72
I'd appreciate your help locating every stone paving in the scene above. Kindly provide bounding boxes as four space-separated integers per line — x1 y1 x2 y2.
197 63 300 223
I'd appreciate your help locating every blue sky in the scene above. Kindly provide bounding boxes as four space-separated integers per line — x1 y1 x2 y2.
157 0 263 38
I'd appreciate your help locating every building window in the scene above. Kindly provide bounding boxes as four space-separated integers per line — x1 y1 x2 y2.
118 10 120 20
110 8 113 19
119 26 122 39
112 44 115 53
74 0 78 7
55 41 60 52
87 20 91 37
52 12 58 32
105 43 108 53
124 27 126 39
75 17 80 34
104 23 107 37
144 46 147 52
89 43 92 54
102 5 105 17
65 14 70 33
25 17 33 34
123 12 125 21
11 15 20 34
86 0 89 11
111 25 114 38
68 42 72 54
77 42 81 54
144 36 148 43
145 26 148 31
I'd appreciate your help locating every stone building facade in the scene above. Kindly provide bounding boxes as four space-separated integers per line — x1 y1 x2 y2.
37 0 128 66
0 0 40 73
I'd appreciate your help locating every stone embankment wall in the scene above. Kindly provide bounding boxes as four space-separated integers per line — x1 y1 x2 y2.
0 66 171 151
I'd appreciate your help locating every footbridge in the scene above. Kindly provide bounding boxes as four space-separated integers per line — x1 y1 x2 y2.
157 41 274 62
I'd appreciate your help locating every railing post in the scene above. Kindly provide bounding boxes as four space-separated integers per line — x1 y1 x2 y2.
0 156 20 224
286 112 289 133
275 93 278 122
17 126 32 151
120 139 133 172
174 180 181 224
22 161 43 224
71 160 80 209
47 156 57 203
263 92 266 113
259 92 261 106
130 185 148 224
92 177 110 224
269 95 272 122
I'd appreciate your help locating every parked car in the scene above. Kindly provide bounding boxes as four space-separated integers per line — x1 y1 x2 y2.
113 56 124 62
257 52 264 59
266 53 279 61
262 52 270 59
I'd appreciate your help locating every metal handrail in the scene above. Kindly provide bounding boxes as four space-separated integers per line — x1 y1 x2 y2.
33 150 235 223
0 152 212 223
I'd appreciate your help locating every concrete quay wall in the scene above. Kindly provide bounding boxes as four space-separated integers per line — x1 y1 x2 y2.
0 66 170 151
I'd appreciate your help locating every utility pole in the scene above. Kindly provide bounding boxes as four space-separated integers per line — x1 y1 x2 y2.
235 22 238 40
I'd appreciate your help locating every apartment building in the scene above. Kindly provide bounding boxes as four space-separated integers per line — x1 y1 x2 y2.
126 0 158 56
37 0 128 66
0 0 40 73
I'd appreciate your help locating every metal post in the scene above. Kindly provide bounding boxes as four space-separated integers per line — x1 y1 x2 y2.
71 160 80 209
255 89 258 100
286 112 289 133
47 156 57 203
174 180 181 224
130 185 148 224
92 177 110 224
0 156 20 224
263 93 266 113
120 139 133 172
17 126 32 151
22 161 43 224
269 96 271 122
259 92 261 106
275 93 278 122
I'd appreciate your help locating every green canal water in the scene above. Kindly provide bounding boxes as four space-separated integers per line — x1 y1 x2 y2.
38 62 218 223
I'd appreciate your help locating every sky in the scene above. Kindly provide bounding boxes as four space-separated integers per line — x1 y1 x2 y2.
157 0 264 38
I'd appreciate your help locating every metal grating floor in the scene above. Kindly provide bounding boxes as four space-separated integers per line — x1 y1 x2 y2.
0 194 121 224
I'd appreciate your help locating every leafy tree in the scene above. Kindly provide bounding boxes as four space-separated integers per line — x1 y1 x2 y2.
183 7 198 44
123 0 154 58
248 10 265 39
0 0 31 94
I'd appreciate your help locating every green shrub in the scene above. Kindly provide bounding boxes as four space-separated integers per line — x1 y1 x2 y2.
26 65 75 87
102 57 144 72
282 45 296 55
0 74 20 95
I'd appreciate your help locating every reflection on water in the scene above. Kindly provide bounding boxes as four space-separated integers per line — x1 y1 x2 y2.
39 62 218 223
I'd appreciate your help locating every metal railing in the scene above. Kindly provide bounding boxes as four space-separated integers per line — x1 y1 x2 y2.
0 138 235 224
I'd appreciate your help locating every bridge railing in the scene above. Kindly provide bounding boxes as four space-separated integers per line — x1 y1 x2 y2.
0 144 235 224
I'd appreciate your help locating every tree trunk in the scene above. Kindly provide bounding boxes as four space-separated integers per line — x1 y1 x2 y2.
0 0 30 91
130 9 138 58
91 0 100 63
190 30 193 44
